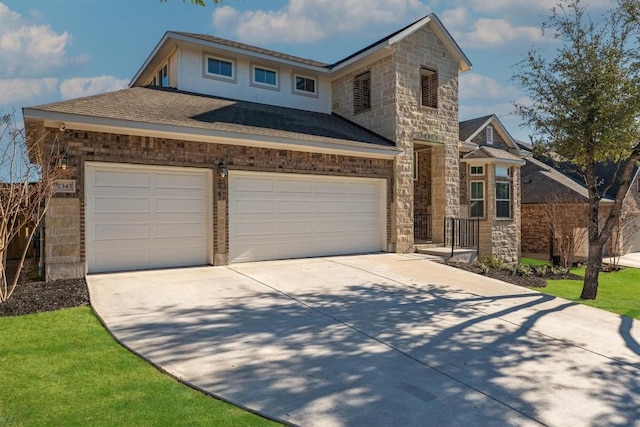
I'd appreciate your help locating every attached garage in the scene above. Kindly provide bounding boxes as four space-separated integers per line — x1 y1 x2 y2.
85 162 212 273
229 171 386 263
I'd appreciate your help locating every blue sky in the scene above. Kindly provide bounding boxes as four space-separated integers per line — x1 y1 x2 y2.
0 0 611 141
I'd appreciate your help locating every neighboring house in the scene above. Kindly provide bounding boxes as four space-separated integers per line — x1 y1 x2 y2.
457 115 527 262
520 146 640 260
23 14 476 280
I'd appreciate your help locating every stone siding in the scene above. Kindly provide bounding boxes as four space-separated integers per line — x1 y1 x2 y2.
44 128 394 279
332 25 460 248
470 126 509 149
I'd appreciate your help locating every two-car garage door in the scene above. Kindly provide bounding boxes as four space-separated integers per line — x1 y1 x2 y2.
229 171 386 263
85 163 386 273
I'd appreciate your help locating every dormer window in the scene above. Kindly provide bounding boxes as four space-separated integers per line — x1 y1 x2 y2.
149 63 169 87
486 125 494 144
294 75 317 95
207 57 233 78
420 67 438 109
253 65 278 89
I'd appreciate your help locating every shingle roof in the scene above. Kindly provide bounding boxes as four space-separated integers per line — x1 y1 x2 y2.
26 86 396 149
459 115 493 142
172 32 330 68
521 157 593 204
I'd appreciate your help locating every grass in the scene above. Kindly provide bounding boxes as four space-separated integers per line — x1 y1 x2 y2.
0 307 280 427
521 257 640 320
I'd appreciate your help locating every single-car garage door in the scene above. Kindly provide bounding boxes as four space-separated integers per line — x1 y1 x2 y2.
229 171 386 263
85 162 211 273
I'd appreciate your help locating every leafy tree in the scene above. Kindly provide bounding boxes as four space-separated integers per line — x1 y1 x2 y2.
513 0 640 299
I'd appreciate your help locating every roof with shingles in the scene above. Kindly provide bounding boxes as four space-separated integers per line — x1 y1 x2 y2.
172 32 330 68
26 86 396 149
459 115 493 142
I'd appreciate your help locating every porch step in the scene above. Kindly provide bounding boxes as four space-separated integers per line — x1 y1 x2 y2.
414 245 478 264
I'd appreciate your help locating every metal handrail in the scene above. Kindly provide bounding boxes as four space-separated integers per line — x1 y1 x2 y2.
414 212 432 241
444 217 480 257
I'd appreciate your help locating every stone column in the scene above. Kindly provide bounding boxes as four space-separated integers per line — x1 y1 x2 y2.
45 198 83 280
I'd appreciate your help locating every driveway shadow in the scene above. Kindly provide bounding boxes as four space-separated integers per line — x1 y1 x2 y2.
98 270 640 427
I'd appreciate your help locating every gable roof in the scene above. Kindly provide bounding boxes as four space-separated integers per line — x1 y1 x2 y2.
23 87 399 159
459 114 521 151
329 13 471 73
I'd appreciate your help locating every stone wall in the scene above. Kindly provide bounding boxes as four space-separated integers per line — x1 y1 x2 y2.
332 25 460 249
44 128 394 279
469 126 509 149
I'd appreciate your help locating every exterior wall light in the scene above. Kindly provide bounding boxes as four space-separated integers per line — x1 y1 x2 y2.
218 162 228 178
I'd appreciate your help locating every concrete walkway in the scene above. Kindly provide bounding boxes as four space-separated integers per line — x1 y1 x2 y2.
87 254 640 427
604 251 640 269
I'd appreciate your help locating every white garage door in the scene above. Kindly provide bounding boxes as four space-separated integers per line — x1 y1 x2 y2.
85 163 211 273
229 171 386 263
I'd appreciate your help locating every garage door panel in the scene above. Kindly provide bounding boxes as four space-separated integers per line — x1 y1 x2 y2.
155 173 205 190
156 221 206 238
156 197 206 214
230 172 384 263
86 163 211 273
233 177 274 192
94 170 150 188
93 196 150 214
277 180 313 193
93 223 151 241
277 200 313 214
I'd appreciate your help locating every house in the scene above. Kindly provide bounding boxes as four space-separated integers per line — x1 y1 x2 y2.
520 146 640 260
457 115 527 262
23 14 484 280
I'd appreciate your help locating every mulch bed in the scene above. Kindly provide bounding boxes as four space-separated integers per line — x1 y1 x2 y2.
447 261 584 288
0 259 89 317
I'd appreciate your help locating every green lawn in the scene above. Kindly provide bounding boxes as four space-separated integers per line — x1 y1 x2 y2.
0 307 280 427
521 257 640 320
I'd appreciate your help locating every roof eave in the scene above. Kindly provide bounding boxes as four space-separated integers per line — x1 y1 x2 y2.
22 108 401 160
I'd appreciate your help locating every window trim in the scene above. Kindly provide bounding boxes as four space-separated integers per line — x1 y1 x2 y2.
292 74 318 97
470 180 485 219
251 64 279 90
203 53 236 82
470 165 484 176
353 70 372 115
495 181 511 219
420 67 438 109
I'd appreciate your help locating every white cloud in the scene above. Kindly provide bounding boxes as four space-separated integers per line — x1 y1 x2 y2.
455 18 546 48
0 3 73 76
0 78 58 106
212 0 428 44
460 73 520 100
59 76 129 100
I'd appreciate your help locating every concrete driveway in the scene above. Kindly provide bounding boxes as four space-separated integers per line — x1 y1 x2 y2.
87 254 640 427
605 252 640 269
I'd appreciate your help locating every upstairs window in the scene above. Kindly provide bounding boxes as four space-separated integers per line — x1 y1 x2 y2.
159 64 168 87
421 67 438 108
353 71 371 114
495 165 510 177
486 125 494 144
470 166 484 176
207 56 234 79
253 66 278 87
294 75 316 94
